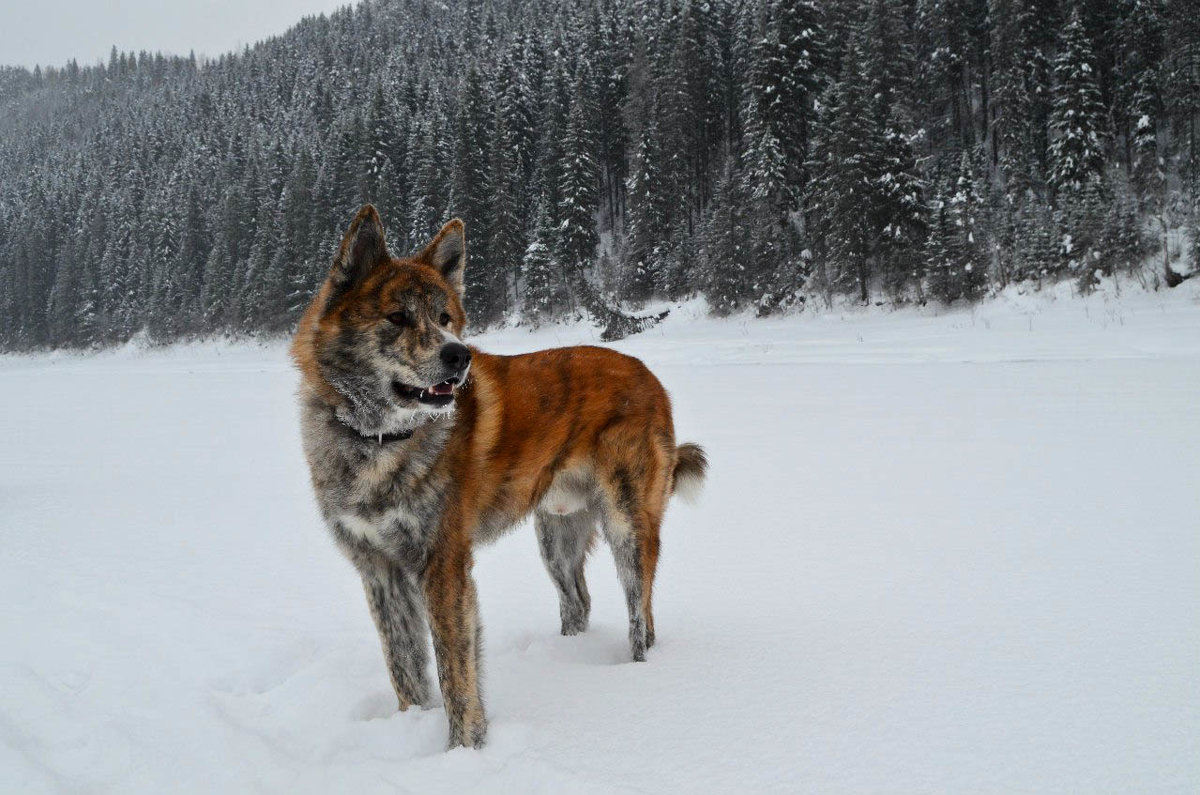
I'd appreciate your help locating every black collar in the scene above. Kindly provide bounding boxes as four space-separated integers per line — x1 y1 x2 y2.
337 414 415 445
370 428 414 445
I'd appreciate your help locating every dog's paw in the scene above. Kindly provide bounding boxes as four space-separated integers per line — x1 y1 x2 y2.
560 615 588 636
448 716 488 750
629 617 649 662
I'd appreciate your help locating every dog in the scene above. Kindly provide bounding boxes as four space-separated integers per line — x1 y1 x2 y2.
291 205 707 748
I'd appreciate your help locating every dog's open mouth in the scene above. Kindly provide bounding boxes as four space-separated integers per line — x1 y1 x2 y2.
393 379 457 407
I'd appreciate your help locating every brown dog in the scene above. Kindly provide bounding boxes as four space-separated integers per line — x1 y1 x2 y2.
291 205 707 748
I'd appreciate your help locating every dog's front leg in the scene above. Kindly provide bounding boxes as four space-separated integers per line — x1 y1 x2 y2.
361 562 432 710
424 543 487 748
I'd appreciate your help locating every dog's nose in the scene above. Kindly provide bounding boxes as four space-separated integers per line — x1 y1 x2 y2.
440 343 471 373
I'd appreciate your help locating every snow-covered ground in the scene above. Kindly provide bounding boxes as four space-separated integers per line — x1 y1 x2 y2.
3 282 1199 793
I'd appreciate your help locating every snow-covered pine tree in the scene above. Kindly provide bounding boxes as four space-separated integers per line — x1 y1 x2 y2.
483 113 525 325
924 177 956 302
874 126 928 301
925 154 988 303
741 101 798 312
1048 9 1107 195
664 0 721 221
148 179 182 337
699 156 753 315
989 0 1052 197
176 179 209 332
1118 0 1166 208
1164 0 1200 193
452 64 494 270
808 26 880 304
950 150 989 301
557 81 600 300
1059 176 1107 285
1013 194 1060 283
1097 187 1146 281
520 196 559 326
863 0 916 130
623 102 668 303
747 0 827 213
407 111 449 249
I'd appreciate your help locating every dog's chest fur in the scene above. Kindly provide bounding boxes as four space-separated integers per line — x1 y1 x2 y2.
301 397 453 569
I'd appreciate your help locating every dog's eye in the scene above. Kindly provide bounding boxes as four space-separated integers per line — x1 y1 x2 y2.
386 310 412 327
439 312 451 326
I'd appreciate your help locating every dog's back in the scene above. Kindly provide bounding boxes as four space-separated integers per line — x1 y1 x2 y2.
444 345 683 539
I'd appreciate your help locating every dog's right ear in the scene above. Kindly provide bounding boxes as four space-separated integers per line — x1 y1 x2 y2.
330 204 389 294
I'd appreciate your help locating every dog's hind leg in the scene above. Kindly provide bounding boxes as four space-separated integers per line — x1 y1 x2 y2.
599 487 664 663
361 563 432 710
596 431 672 662
535 508 597 636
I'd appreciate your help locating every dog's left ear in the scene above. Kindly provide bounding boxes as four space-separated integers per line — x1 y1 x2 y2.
415 219 466 296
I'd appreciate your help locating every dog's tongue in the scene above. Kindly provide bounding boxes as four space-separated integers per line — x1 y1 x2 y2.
427 381 454 396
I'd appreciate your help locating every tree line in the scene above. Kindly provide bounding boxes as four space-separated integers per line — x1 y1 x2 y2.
0 0 1198 350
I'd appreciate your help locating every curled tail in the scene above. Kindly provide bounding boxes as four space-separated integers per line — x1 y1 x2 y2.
670 443 708 505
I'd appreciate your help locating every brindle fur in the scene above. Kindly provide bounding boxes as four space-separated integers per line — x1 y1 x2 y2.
292 205 707 748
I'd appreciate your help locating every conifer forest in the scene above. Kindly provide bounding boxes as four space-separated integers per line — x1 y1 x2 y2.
1 0 1198 349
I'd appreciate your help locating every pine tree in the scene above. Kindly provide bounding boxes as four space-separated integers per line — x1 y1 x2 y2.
989 0 1053 197
408 112 448 246
950 151 989 301
1059 176 1107 282
149 194 182 337
874 126 928 300
1118 0 1166 207
700 156 754 315
662 0 722 220
925 155 988 303
863 0 916 129
747 0 827 212
741 102 799 310
623 105 668 303
1099 188 1146 279
924 178 957 302
557 87 599 301
452 65 494 268
494 48 538 220
176 180 208 332
809 28 878 303
1012 195 1060 283
1048 10 1107 195
482 114 525 324
1164 0 1200 193
521 196 559 325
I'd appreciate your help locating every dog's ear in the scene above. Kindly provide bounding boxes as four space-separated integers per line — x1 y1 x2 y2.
331 204 389 294
414 219 466 296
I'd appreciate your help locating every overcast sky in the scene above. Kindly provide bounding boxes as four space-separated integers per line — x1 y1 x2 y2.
0 0 355 70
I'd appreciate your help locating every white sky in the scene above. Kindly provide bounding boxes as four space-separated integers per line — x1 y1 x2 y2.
0 0 355 70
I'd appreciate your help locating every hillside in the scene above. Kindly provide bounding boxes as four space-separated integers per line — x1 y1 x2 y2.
0 0 1198 351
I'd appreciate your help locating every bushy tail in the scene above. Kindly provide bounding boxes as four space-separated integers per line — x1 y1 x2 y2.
671 443 708 505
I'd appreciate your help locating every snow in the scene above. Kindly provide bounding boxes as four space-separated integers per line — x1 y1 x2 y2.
2 283 1199 793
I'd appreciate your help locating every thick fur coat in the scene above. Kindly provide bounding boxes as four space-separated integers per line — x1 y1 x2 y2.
292 205 707 748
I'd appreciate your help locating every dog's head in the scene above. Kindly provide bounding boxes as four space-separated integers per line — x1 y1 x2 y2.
295 205 471 436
